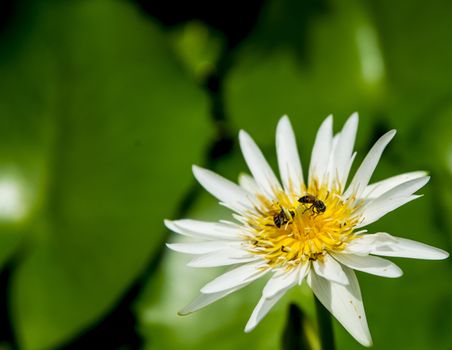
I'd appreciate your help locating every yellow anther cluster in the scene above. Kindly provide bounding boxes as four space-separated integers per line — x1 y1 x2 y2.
246 183 359 268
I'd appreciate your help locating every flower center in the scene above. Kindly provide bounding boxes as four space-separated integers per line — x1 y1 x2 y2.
245 183 359 268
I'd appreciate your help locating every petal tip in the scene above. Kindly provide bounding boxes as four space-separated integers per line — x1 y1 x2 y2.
434 249 449 260
177 309 190 316
192 164 203 176
244 320 256 333
164 219 176 230
360 337 373 347
238 129 249 140
199 285 212 294
392 266 404 278
277 115 291 129
239 130 253 150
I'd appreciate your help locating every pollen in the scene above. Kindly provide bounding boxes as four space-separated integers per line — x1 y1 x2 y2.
245 181 360 268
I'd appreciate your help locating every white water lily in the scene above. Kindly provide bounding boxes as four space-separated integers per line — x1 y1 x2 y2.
165 113 449 346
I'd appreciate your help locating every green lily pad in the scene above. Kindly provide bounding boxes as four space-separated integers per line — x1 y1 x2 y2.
5 0 210 349
225 0 386 155
0 1 57 271
370 0 452 130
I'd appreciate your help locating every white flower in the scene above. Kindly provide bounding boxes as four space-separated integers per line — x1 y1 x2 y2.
165 113 449 346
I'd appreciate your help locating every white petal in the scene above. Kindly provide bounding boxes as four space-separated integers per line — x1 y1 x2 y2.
179 282 251 315
262 264 305 299
344 232 449 260
187 248 258 268
372 238 449 260
362 171 428 199
192 165 253 213
244 288 287 333
343 232 396 255
345 151 357 187
238 173 260 194
357 176 429 227
239 130 282 197
357 195 421 228
200 261 269 294
308 267 372 347
276 115 304 194
344 130 396 198
333 113 359 188
298 262 310 285
309 115 333 185
166 241 232 255
332 253 403 278
313 254 349 285
365 176 429 201
326 133 341 188
244 262 310 332
370 233 448 260
164 219 241 240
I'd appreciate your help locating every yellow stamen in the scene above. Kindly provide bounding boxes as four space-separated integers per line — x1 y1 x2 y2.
246 181 360 268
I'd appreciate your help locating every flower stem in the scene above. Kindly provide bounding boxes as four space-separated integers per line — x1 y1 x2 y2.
315 296 336 350
282 304 312 350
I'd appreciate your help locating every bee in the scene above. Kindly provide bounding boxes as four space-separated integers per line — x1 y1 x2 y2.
273 208 295 228
298 194 326 215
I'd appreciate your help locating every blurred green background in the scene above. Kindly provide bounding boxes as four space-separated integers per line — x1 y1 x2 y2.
0 0 451 349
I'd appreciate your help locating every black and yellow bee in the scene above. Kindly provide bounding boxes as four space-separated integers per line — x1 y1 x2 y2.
273 208 295 228
298 194 326 214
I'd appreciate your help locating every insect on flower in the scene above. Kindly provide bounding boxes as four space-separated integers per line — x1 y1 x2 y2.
298 193 326 214
273 207 295 228
165 113 449 347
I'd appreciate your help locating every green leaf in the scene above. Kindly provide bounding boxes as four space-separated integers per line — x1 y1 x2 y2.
371 0 452 127
0 1 57 270
225 0 386 153
168 21 223 83
414 105 452 241
5 0 210 349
